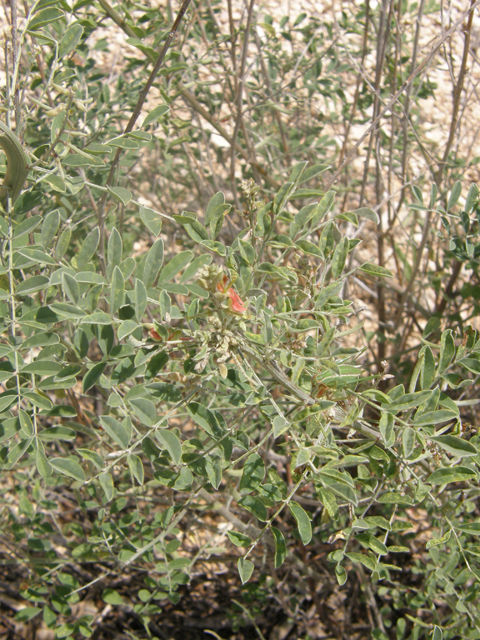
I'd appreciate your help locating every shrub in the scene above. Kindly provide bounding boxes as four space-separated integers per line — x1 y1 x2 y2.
1 1 480 639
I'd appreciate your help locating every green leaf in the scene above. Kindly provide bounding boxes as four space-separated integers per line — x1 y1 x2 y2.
359 264 393 278
22 332 59 349
237 557 254 584
118 319 138 341
58 23 83 58
110 266 125 314
349 207 380 224
239 495 268 521
62 272 79 305
227 530 252 547
99 471 114 501
290 203 317 238
145 351 169 380
272 526 287 568
107 186 132 205
238 239 256 264
387 545 410 553
41 209 60 249
63 153 104 167
379 412 395 448
16 275 50 296
311 191 335 226
270 414 289 438
128 454 144 484
140 206 162 236
36 449 52 477
80 311 112 324
180 254 212 283
6 438 32 467
55 623 75 638
15 607 42 622
402 427 415 459
50 457 85 482
331 237 349 279
430 435 478 457
420 346 436 389
100 415 131 449
134 278 147 321
367 536 388 555
42 174 65 192
107 227 123 271
364 516 391 531
205 192 230 238
174 466 193 490
438 330 455 373
317 486 338 519
447 180 462 211
39 426 76 441
206 455 222 489
14 215 42 238
463 185 479 217
102 589 124 605
459 358 480 375
143 104 170 127
346 552 376 571
78 448 104 470
142 238 164 288
129 397 157 426
55 227 71 259
274 181 294 214
239 453 265 494
173 214 209 242
21 360 62 376
318 468 354 488
289 501 312 545
158 250 193 284
432 626 443 640
378 492 413 505
335 564 347 586
426 530 451 550
326 482 358 505
76 226 100 271
456 522 480 535
413 410 457 426
108 137 138 150
82 362 106 393
386 390 432 412
427 466 476 485
156 429 182 465
28 7 63 31
17 247 57 266
187 402 223 438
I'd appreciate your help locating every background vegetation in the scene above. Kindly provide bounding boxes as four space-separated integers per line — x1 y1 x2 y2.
2 0 480 638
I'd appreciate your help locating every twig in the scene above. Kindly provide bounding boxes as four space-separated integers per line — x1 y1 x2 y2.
395 0 475 327
229 0 255 207
326 0 480 190
180 88 280 189
337 0 370 166
253 28 290 162
435 0 475 186
96 0 193 274
395 0 426 216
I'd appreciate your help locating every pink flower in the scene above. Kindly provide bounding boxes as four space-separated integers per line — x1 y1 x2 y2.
217 276 246 314
227 287 247 314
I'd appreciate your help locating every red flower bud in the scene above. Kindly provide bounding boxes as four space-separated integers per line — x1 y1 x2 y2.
149 328 162 341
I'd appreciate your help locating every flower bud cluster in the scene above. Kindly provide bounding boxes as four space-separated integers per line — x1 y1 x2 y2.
197 264 225 292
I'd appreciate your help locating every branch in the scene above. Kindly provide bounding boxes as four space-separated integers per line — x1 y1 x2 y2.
96 0 193 274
